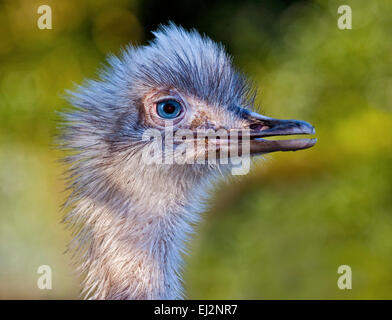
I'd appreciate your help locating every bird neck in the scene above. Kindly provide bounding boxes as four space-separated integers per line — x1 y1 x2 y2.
70 164 210 300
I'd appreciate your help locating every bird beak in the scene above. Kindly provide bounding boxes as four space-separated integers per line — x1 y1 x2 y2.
242 109 317 154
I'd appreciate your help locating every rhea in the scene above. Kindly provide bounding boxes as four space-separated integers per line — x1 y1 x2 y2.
60 24 316 299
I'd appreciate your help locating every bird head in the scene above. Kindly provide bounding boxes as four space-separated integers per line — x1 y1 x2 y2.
63 24 316 188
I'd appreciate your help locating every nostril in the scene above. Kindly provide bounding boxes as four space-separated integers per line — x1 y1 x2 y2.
249 123 261 130
249 123 269 131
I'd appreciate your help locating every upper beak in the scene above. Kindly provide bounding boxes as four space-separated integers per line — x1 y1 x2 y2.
242 109 317 154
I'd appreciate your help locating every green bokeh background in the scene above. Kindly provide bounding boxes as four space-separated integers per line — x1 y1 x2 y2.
0 0 391 299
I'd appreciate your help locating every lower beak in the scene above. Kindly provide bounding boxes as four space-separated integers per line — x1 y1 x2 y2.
243 110 317 154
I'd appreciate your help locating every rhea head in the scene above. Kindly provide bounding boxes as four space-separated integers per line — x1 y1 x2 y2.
65 24 315 179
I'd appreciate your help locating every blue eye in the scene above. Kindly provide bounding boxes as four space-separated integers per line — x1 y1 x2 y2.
156 100 183 119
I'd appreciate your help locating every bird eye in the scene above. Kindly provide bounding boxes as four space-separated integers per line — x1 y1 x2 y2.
156 100 183 119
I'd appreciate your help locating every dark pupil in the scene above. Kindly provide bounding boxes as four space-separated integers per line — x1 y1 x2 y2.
163 103 176 114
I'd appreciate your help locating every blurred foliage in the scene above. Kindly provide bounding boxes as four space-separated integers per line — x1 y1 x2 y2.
0 0 391 299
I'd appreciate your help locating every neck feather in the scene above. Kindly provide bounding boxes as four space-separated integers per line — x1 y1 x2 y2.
66 161 211 299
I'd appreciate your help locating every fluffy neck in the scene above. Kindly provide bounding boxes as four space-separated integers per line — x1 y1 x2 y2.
66 160 213 299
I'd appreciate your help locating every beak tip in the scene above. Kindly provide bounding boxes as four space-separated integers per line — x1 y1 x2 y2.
305 138 317 149
301 121 315 135
294 137 317 151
